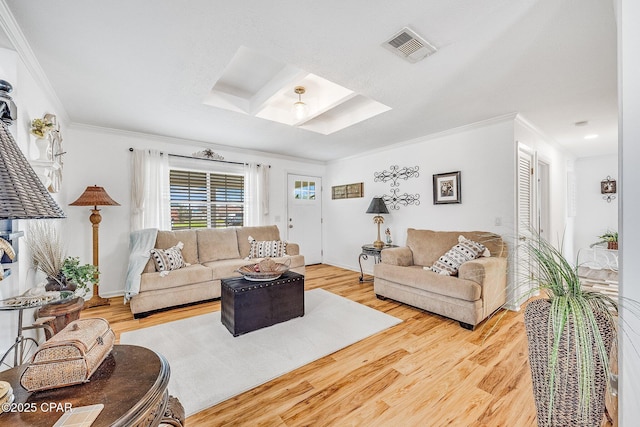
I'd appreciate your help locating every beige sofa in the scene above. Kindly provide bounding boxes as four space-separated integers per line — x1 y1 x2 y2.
129 225 305 317
373 229 507 329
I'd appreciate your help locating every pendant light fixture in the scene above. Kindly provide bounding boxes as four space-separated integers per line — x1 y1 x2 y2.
292 86 309 120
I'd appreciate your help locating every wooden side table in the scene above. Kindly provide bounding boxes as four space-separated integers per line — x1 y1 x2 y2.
36 296 85 340
0 345 183 427
359 244 398 282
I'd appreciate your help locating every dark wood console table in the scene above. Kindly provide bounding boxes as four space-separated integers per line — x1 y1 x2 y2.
0 344 183 427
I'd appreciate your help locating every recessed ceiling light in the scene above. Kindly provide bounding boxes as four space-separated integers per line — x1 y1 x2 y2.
584 134 599 139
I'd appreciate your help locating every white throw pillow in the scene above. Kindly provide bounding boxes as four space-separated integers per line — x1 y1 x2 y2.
430 235 490 276
150 241 188 272
247 236 288 259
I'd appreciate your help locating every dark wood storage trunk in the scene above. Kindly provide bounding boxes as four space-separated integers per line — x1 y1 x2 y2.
221 271 304 336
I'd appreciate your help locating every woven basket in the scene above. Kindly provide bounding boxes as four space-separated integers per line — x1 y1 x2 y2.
20 318 114 392
524 299 614 426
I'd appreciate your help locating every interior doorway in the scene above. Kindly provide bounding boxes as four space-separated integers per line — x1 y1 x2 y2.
537 160 550 242
287 174 323 264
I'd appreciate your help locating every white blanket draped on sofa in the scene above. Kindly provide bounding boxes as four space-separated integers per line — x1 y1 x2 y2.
124 228 158 302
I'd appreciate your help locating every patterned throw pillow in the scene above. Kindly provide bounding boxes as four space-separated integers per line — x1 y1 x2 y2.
150 241 187 272
430 235 490 276
247 236 288 259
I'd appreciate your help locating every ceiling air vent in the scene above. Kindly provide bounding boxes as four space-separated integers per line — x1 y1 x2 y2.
382 27 437 63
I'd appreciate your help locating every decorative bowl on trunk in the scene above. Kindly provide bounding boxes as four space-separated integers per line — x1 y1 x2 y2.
236 258 290 281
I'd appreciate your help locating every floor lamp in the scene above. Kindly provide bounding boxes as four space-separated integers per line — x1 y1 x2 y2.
70 185 120 308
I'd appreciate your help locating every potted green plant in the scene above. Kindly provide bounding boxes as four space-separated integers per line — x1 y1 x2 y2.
61 257 99 298
521 232 618 426
595 231 618 250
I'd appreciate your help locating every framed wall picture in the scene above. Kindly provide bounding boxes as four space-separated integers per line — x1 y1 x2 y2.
346 182 364 198
332 182 364 199
433 171 461 204
332 185 347 199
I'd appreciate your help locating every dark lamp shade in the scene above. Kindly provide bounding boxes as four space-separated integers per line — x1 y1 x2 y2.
0 123 66 219
366 197 389 215
70 186 120 207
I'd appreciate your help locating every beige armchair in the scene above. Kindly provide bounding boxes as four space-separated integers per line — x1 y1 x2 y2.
373 229 508 329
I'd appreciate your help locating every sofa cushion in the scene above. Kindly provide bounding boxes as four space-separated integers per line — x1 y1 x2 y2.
140 264 214 292
374 264 482 302
197 228 240 262
248 237 287 259
203 255 305 280
236 225 281 258
430 235 489 276
155 230 199 264
202 258 253 279
150 242 187 272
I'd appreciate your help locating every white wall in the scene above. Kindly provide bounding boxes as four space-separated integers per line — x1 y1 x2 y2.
62 125 325 297
323 118 516 275
322 115 572 313
574 154 618 252
619 0 640 423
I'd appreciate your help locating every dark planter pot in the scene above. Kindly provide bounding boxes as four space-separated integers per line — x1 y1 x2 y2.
608 241 618 250
524 299 614 426
45 273 77 292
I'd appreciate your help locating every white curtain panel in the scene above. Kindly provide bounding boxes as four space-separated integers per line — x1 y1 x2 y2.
244 163 270 226
259 164 269 216
244 163 259 226
131 149 171 231
130 149 145 230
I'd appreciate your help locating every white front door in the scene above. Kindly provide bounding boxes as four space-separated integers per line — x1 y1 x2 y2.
287 174 322 264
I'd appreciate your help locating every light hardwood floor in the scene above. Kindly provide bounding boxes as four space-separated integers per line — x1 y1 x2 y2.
80 264 611 426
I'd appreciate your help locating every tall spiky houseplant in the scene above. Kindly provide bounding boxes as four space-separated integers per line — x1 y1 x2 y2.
522 233 618 426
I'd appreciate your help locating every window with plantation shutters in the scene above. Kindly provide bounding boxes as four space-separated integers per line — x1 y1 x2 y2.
170 169 244 230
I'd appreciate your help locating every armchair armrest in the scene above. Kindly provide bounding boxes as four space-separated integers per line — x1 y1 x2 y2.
459 256 507 315
286 242 300 256
380 246 414 266
458 256 506 284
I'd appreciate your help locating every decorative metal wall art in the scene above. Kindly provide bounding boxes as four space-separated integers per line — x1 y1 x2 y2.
381 188 420 210
373 165 420 210
193 149 224 160
600 175 617 203
374 165 419 187
332 182 364 199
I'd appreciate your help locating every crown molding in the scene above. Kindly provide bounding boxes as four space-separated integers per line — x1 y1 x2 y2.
0 0 70 123
68 122 327 166
514 114 555 144
329 113 519 164
514 113 571 157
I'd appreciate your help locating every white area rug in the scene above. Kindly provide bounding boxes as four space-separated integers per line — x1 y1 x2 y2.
120 288 402 416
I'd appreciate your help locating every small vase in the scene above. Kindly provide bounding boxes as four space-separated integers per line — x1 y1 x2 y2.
32 137 50 162
607 241 618 250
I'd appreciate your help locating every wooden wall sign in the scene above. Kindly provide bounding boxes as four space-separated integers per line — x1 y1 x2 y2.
332 182 364 199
